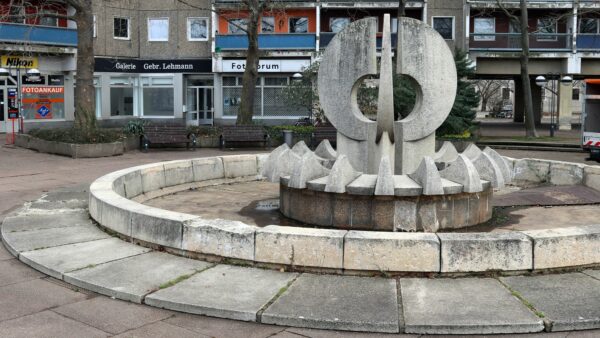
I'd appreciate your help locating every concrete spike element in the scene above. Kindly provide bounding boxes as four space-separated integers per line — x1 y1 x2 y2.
324 155 361 193
289 152 331 189
376 14 395 143
261 144 290 179
484 147 513 183
472 152 505 189
462 143 483 161
408 157 444 195
375 156 395 196
266 149 302 183
291 140 311 156
433 141 459 163
314 139 338 160
439 154 483 193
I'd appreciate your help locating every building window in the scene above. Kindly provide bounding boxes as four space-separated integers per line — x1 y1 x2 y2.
110 76 136 116
228 18 247 34
289 17 308 33
392 18 399 33
432 17 454 40
580 18 599 34
330 18 350 33
148 18 169 41
261 17 275 33
502 87 510 100
474 17 495 41
8 5 24 24
537 18 557 41
113 17 130 40
141 76 174 117
93 15 97 38
39 9 58 27
187 17 208 41
573 88 580 101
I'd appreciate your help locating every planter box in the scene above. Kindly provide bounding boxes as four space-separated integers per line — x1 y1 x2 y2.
15 134 124 158
197 136 220 148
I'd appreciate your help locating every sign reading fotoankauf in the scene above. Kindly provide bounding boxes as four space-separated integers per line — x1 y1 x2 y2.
94 58 212 73
219 59 311 73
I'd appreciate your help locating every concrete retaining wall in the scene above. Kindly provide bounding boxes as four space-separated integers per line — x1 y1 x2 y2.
16 134 125 158
88 155 600 274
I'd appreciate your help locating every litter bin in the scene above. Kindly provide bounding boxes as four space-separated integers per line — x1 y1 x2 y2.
283 130 293 147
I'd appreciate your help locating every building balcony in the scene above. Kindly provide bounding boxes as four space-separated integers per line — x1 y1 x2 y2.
469 33 572 53
0 23 77 47
469 0 575 9
215 34 316 51
577 34 600 51
320 32 397 49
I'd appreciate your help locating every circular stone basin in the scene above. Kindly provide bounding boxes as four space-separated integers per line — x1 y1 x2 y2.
144 181 600 233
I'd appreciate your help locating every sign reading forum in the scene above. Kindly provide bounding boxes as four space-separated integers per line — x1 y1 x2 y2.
220 59 311 73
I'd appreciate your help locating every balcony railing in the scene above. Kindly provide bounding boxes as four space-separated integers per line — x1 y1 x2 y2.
469 33 572 52
577 34 600 51
0 23 77 47
320 32 397 49
215 34 316 51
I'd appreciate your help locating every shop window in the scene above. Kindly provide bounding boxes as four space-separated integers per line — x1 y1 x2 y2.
148 18 169 42
289 17 308 33
537 18 557 41
21 83 66 120
187 17 208 41
228 19 248 34
330 18 350 33
432 17 454 40
474 18 495 41
580 18 599 34
392 18 398 33
141 76 174 117
262 17 275 33
110 76 136 116
573 88 580 101
114 17 130 39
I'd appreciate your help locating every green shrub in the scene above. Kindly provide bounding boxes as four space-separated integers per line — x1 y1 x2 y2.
28 128 124 144
123 120 147 136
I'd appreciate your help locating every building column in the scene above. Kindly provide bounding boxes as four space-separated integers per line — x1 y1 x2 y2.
531 80 542 126
558 79 573 130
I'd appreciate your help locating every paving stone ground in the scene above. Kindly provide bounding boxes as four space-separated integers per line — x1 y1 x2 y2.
1 145 600 337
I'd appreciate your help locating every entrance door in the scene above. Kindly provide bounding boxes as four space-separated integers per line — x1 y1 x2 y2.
197 87 214 125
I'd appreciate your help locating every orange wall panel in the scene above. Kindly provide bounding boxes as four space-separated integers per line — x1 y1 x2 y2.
218 9 316 34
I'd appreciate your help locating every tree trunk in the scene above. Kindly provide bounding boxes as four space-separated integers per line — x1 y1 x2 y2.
73 1 96 133
482 98 488 112
519 0 538 137
237 3 261 125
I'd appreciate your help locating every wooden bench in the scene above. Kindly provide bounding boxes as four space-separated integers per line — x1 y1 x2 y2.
312 124 337 148
220 125 269 149
142 125 197 151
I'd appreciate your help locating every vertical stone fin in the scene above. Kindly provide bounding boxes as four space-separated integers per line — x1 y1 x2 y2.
439 154 483 193
289 152 331 189
375 156 395 196
408 157 444 195
324 155 362 193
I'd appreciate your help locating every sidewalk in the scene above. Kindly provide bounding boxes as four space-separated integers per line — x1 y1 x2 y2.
477 119 581 144
0 145 598 337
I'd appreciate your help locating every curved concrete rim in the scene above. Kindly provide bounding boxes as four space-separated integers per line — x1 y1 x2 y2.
87 154 600 274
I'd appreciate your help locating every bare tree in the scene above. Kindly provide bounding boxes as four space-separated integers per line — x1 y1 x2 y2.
496 0 538 137
3 0 96 133
475 79 509 112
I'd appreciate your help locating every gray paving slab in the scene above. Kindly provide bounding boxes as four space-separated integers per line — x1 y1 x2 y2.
0 259 43 287
0 279 88 322
53 297 174 335
1 211 93 232
42 190 88 202
501 273 600 332
145 264 297 322
285 327 419 338
584 269 600 281
400 278 544 334
65 251 212 303
19 238 151 279
0 310 109 338
112 320 210 338
0 242 13 260
3 224 110 253
261 274 400 333
165 313 285 338
28 199 88 210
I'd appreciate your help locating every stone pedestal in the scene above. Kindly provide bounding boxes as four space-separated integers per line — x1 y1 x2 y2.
558 81 573 130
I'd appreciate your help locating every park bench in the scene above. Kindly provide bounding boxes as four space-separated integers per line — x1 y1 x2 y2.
312 124 337 148
142 125 197 151
220 125 269 149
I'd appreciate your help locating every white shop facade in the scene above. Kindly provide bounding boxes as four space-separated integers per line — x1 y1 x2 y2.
212 58 312 125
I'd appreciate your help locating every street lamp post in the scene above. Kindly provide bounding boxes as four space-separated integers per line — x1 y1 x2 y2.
535 74 559 137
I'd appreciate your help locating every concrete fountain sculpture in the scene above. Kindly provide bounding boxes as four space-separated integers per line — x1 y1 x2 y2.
262 14 511 232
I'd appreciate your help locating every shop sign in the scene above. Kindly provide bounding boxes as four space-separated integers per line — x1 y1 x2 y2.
48 75 64 86
7 88 18 119
95 58 212 73
22 75 46 85
22 87 65 120
1 56 38 69
220 59 311 73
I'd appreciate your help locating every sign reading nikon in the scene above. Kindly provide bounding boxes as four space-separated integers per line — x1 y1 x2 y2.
1 56 38 69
